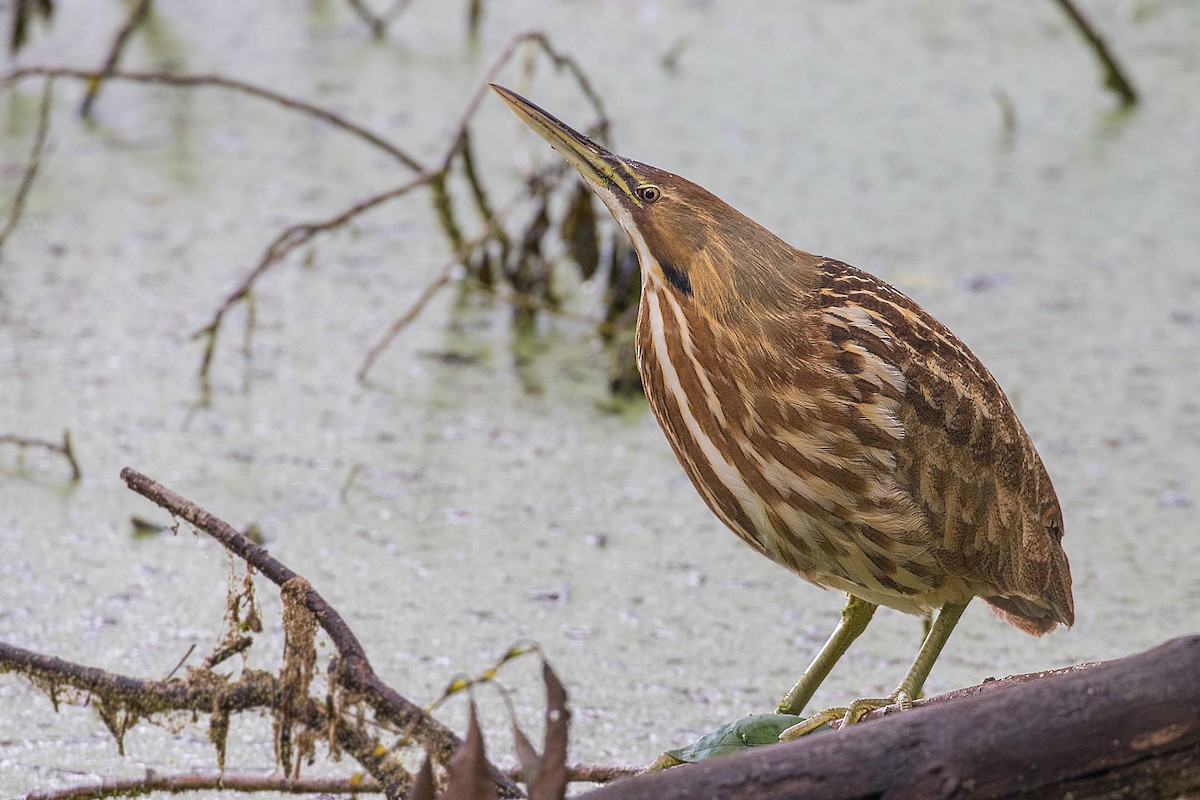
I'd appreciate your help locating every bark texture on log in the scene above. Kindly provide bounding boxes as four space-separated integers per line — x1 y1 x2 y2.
583 635 1200 800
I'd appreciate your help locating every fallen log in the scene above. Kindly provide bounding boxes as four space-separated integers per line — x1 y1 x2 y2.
583 635 1200 800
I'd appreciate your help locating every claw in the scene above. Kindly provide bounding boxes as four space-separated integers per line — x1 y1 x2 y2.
842 696 892 726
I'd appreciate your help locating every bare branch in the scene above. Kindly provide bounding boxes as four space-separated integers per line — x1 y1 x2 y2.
0 428 81 480
25 770 383 800
0 66 423 170
0 75 54 255
194 176 430 397
22 763 640 800
355 191 527 382
118 467 523 798
78 0 153 118
1 32 617 400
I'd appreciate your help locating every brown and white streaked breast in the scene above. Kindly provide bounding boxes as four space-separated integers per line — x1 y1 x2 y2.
635 251 1072 630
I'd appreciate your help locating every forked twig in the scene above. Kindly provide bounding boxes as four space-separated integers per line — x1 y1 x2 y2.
0 639 276 717
354 32 613 380
342 0 415 38
198 29 611 394
0 31 613 400
78 0 154 118
0 429 81 480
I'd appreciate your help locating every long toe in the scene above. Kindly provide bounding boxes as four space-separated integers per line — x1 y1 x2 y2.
778 707 849 740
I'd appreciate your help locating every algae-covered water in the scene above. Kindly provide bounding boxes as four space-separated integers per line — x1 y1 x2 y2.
2 1 1199 795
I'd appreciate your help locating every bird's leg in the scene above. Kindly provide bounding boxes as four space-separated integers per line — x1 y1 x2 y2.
780 601 970 739
890 600 969 704
776 594 877 716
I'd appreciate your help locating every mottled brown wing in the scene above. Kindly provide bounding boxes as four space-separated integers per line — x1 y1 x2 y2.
814 259 1073 633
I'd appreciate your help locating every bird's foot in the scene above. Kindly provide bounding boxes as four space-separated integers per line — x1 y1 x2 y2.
777 706 848 739
777 689 912 741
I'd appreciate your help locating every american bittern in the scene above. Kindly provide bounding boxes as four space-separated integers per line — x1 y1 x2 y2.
493 85 1073 732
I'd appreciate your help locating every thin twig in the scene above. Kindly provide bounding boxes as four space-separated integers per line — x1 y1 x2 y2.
1 33 614 399
526 763 641 785
119 467 522 798
21 761 641 800
355 189 529 382
26 771 384 800
194 176 431 396
162 643 196 682
0 428 81 480
1051 0 1138 107
205 30 608 391
78 0 153 118
0 75 54 254
435 31 611 178
0 66 423 170
354 28 616 381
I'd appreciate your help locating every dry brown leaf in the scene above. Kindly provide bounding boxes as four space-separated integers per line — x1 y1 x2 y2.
441 700 497 800
530 661 569 800
405 754 436 800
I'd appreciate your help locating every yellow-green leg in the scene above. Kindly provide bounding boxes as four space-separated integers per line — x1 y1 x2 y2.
780 600 970 739
776 594 877 716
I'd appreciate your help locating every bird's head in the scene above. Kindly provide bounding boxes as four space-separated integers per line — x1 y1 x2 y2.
492 84 813 321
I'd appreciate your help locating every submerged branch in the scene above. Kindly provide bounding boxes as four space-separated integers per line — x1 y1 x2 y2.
8 0 55 54
0 76 54 255
1051 0 1138 107
0 429 81 480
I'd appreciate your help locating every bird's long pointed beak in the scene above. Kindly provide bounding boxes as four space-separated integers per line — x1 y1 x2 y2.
490 83 642 207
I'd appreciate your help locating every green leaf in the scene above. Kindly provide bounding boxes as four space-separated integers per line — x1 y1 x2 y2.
664 714 818 763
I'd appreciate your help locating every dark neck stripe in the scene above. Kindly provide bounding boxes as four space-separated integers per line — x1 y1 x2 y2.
661 262 693 297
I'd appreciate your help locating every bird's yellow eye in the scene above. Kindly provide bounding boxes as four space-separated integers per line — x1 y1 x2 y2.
637 184 662 203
